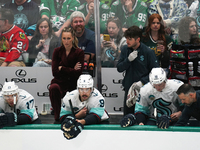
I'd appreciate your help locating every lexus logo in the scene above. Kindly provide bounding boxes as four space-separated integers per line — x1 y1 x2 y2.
101 84 108 92
15 69 27 78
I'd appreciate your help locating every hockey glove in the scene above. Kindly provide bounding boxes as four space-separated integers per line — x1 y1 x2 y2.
63 122 84 140
126 81 142 108
0 112 17 128
156 115 171 129
61 115 76 132
120 114 136 127
128 51 138 62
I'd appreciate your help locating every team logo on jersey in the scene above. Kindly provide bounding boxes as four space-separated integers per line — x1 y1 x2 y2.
19 32 26 40
140 55 144 61
149 95 155 100
0 36 10 52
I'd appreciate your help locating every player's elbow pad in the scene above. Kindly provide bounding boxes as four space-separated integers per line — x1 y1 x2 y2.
84 113 100 125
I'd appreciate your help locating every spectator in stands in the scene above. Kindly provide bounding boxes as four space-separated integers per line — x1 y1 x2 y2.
3 0 40 40
175 84 200 126
101 16 126 67
77 0 110 33
40 0 80 34
0 8 29 67
117 25 159 115
148 0 188 39
0 81 41 128
28 18 60 67
110 0 148 32
141 14 173 73
70 11 96 62
49 27 84 123
120 68 184 128
178 16 200 45
60 74 109 139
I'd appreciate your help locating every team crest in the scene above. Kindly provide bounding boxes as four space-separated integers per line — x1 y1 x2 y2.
149 95 155 100
0 36 10 52
19 32 26 39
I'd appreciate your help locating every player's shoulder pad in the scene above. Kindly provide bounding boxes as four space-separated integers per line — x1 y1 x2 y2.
101 3 110 9
78 4 85 10
112 0 119 6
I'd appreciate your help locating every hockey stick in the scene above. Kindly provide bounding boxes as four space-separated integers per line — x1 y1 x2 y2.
69 99 75 117
13 96 16 113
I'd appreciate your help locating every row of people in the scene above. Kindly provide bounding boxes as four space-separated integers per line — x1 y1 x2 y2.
0 69 200 140
1 7 199 70
1 0 196 38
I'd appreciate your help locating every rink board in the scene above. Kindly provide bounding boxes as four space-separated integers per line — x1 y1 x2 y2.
0 67 124 115
1 125 200 150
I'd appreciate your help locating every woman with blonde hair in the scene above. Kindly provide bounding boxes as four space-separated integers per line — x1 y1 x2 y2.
49 27 84 123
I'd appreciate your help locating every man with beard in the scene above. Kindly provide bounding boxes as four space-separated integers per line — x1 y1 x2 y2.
60 74 109 139
70 11 95 62
175 84 200 126
117 25 159 115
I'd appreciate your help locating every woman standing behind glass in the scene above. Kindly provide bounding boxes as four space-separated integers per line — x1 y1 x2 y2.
101 17 126 67
28 18 60 67
49 27 84 123
141 14 173 72
178 16 200 45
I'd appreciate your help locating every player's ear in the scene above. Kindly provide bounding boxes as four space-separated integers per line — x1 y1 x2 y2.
189 93 195 99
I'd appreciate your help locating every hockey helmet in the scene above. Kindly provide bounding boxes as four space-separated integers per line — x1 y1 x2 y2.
149 68 167 85
77 74 93 89
2 81 19 96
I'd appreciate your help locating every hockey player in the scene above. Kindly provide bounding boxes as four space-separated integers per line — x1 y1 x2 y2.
0 81 41 128
110 0 148 32
0 8 29 67
120 67 184 129
60 74 109 139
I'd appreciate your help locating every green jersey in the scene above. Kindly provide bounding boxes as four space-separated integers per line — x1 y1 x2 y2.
78 2 110 33
110 0 147 29
141 34 173 67
40 0 80 31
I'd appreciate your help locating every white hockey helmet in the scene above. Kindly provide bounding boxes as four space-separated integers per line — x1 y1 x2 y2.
77 74 93 88
149 68 167 85
2 81 19 96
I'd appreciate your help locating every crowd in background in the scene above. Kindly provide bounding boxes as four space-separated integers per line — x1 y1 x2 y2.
0 0 199 68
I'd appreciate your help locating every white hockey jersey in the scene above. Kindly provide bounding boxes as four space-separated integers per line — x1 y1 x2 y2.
135 79 184 118
60 88 109 121
0 89 38 121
